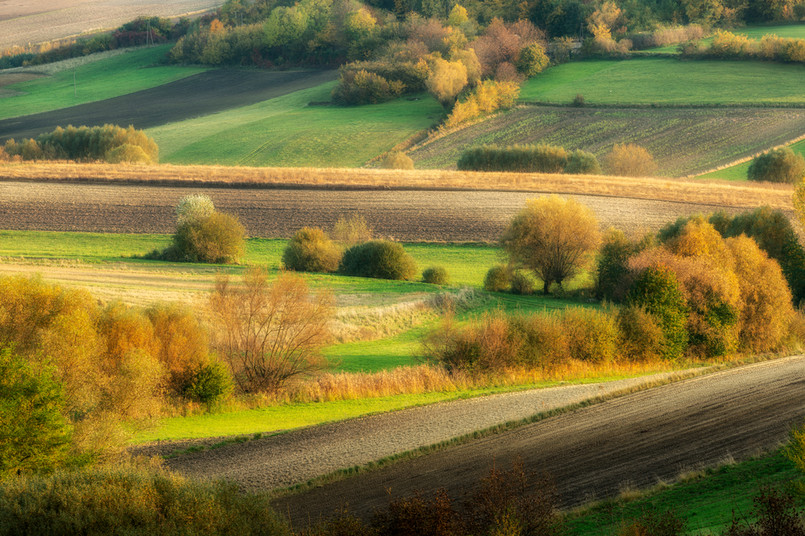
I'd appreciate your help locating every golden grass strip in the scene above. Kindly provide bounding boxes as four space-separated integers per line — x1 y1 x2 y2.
0 161 794 210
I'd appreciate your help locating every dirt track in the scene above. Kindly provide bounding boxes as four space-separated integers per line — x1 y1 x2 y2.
262 356 804 524
0 69 336 141
0 180 754 240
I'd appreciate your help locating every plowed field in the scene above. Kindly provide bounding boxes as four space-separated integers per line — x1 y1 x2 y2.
0 180 763 241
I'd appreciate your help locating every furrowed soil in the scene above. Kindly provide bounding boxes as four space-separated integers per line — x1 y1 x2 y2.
0 0 222 49
252 356 801 525
0 69 337 140
410 106 805 177
0 180 776 240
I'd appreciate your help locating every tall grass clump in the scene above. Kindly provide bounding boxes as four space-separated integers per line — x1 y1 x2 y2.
332 214 373 246
0 466 290 536
381 151 415 170
340 240 417 280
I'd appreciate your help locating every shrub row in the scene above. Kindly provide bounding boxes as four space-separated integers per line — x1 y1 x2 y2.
457 144 601 174
683 30 805 63
2 124 158 164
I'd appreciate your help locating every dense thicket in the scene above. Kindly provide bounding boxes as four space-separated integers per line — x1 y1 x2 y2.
457 144 601 174
2 125 158 164
340 240 417 280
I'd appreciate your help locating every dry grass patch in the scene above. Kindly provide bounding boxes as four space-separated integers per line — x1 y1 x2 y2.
0 161 795 210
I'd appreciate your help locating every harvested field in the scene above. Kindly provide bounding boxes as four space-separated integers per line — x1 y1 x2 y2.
0 179 789 241
411 106 805 177
0 69 337 140
0 0 222 49
263 356 804 524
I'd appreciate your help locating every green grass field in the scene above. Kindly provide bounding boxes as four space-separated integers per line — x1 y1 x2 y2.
565 449 804 535
697 137 805 181
519 57 805 105
0 46 206 120
149 83 444 167
410 106 805 176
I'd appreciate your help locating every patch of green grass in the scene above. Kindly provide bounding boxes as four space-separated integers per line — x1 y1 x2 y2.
149 83 443 167
564 449 804 535
520 58 805 106
696 137 805 181
0 46 206 120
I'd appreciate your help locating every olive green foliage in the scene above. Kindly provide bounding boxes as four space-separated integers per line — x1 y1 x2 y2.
422 266 450 285
483 264 511 292
510 271 534 295
332 69 406 105
626 267 689 361
0 467 290 536
339 240 417 280
596 229 651 302
381 151 415 170
501 196 601 294
565 149 602 174
0 350 71 478
182 360 234 406
516 43 550 77
748 147 805 183
458 144 568 173
562 307 619 363
159 195 246 264
617 304 665 362
3 124 158 163
282 227 342 273
795 181 805 232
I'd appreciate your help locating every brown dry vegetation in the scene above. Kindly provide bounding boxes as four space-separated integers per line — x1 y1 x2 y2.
0 162 795 210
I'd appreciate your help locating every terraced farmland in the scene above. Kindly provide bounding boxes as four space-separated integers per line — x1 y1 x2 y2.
410 106 805 176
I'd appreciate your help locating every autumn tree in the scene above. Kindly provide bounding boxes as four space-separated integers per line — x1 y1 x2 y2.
209 269 334 393
604 143 657 177
748 147 805 184
501 196 601 294
426 57 468 106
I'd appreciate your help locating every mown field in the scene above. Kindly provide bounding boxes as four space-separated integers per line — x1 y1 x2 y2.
0 45 206 120
410 106 805 176
519 57 805 105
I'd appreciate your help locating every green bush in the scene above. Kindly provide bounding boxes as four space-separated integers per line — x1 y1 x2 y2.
617 304 665 362
747 147 805 184
483 265 510 292
596 229 645 302
565 149 602 174
282 227 342 273
510 271 534 295
457 144 569 173
509 313 570 367
339 240 417 280
0 467 291 536
0 350 71 477
182 360 233 406
422 266 450 285
626 267 689 361
171 211 246 264
331 69 405 105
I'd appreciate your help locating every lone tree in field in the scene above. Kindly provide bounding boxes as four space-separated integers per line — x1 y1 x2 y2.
748 147 805 183
165 194 246 264
604 143 657 177
501 196 601 294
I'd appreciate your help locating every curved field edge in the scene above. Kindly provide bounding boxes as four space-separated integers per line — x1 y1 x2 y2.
697 136 805 181
0 163 794 210
408 105 805 177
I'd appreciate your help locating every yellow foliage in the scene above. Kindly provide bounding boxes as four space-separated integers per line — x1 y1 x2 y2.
426 57 468 105
604 144 657 177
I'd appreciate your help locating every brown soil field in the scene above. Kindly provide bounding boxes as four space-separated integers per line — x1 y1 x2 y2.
0 69 337 140
409 106 805 177
0 0 222 49
266 356 805 525
0 179 787 241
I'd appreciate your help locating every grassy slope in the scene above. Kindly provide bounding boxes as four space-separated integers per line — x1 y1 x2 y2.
409 106 805 176
148 83 444 167
0 46 206 120
565 449 803 535
697 137 805 181
519 57 805 105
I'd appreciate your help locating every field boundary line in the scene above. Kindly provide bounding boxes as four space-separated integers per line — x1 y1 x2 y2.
686 130 805 179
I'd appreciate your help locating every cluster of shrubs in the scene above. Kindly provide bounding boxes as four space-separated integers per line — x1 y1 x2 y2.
0 16 191 69
1 124 158 164
0 275 232 476
627 24 705 50
748 147 805 184
457 144 601 174
442 79 521 129
282 219 429 282
683 30 805 64
148 194 246 264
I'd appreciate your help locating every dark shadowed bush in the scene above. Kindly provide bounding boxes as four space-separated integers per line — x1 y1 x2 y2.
0 467 291 536
483 265 511 292
182 360 233 406
457 144 568 173
339 241 417 280
510 271 534 295
282 227 342 273
565 149 602 174
748 147 805 184
597 229 651 302
626 267 689 361
422 266 450 285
